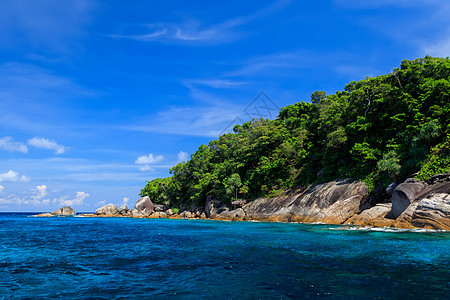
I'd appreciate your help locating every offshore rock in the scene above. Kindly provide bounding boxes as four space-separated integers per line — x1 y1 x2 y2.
391 180 426 218
35 213 54 217
95 204 119 215
52 206 76 216
243 179 368 224
134 196 154 216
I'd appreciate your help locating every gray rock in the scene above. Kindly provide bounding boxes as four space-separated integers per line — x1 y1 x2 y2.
231 199 247 209
134 196 154 216
95 204 119 215
51 206 76 216
243 179 368 224
180 211 194 218
165 209 173 216
35 213 54 217
154 211 168 218
154 204 165 212
385 182 397 196
347 203 392 225
205 195 229 218
391 181 426 218
218 208 245 219
118 204 131 216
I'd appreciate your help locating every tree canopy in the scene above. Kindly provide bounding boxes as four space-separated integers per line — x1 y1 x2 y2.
141 56 450 208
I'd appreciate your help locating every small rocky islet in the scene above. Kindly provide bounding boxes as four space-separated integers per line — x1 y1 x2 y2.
37 173 450 231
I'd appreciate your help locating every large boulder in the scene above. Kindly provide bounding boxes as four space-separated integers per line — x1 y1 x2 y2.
134 196 154 216
95 204 118 216
118 204 131 216
393 182 450 230
346 203 392 225
217 208 245 220
243 179 368 224
391 180 426 218
205 196 229 218
51 206 76 216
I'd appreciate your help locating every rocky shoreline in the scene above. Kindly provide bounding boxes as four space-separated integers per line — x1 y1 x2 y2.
37 174 450 231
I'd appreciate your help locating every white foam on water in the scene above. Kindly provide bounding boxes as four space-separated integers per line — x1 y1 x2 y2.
327 226 446 233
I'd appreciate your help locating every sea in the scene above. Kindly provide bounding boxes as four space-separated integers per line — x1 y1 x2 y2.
0 213 449 299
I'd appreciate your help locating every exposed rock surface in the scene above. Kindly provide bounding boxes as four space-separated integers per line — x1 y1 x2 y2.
154 204 166 212
205 196 229 218
243 179 368 224
392 182 450 230
391 180 426 218
134 196 154 216
35 213 54 217
217 208 245 220
118 204 131 216
346 203 392 225
52 206 76 216
95 204 118 215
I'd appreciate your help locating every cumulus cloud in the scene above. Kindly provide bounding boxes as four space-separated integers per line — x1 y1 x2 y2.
56 191 89 206
0 185 4 193
178 150 188 162
135 154 163 172
135 154 164 164
0 170 30 182
0 136 28 153
28 137 67 154
123 197 129 204
31 185 48 200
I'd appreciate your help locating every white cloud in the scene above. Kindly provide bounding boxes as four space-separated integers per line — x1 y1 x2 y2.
28 137 67 154
139 165 156 172
109 0 291 45
123 197 129 204
56 191 89 206
95 200 106 207
135 154 164 164
0 170 29 182
178 151 188 162
0 137 28 153
31 185 48 200
0 185 4 193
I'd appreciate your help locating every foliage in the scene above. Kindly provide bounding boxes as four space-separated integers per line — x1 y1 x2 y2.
140 56 450 206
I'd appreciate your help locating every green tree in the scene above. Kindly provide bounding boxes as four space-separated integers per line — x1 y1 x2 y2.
225 173 242 201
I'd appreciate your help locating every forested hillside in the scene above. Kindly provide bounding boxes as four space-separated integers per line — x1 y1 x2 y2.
141 56 450 208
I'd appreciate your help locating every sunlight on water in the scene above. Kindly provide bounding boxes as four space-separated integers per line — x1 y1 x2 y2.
0 213 449 299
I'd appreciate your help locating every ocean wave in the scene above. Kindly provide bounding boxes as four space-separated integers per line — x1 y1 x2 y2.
327 226 446 233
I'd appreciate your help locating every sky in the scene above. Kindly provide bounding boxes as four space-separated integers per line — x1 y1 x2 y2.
0 0 449 212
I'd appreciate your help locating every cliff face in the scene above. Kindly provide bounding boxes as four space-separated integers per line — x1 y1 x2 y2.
242 179 368 223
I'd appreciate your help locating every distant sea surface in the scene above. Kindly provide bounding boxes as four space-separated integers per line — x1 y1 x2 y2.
0 213 449 299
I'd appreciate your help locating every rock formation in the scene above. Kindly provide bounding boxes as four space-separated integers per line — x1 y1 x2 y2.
243 179 368 223
51 206 76 216
95 204 119 216
133 196 154 217
391 179 426 218
118 204 131 216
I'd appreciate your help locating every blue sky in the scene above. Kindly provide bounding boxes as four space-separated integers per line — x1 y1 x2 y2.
0 0 449 212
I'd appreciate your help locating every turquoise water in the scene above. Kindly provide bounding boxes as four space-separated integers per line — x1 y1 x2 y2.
0 213 449 299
